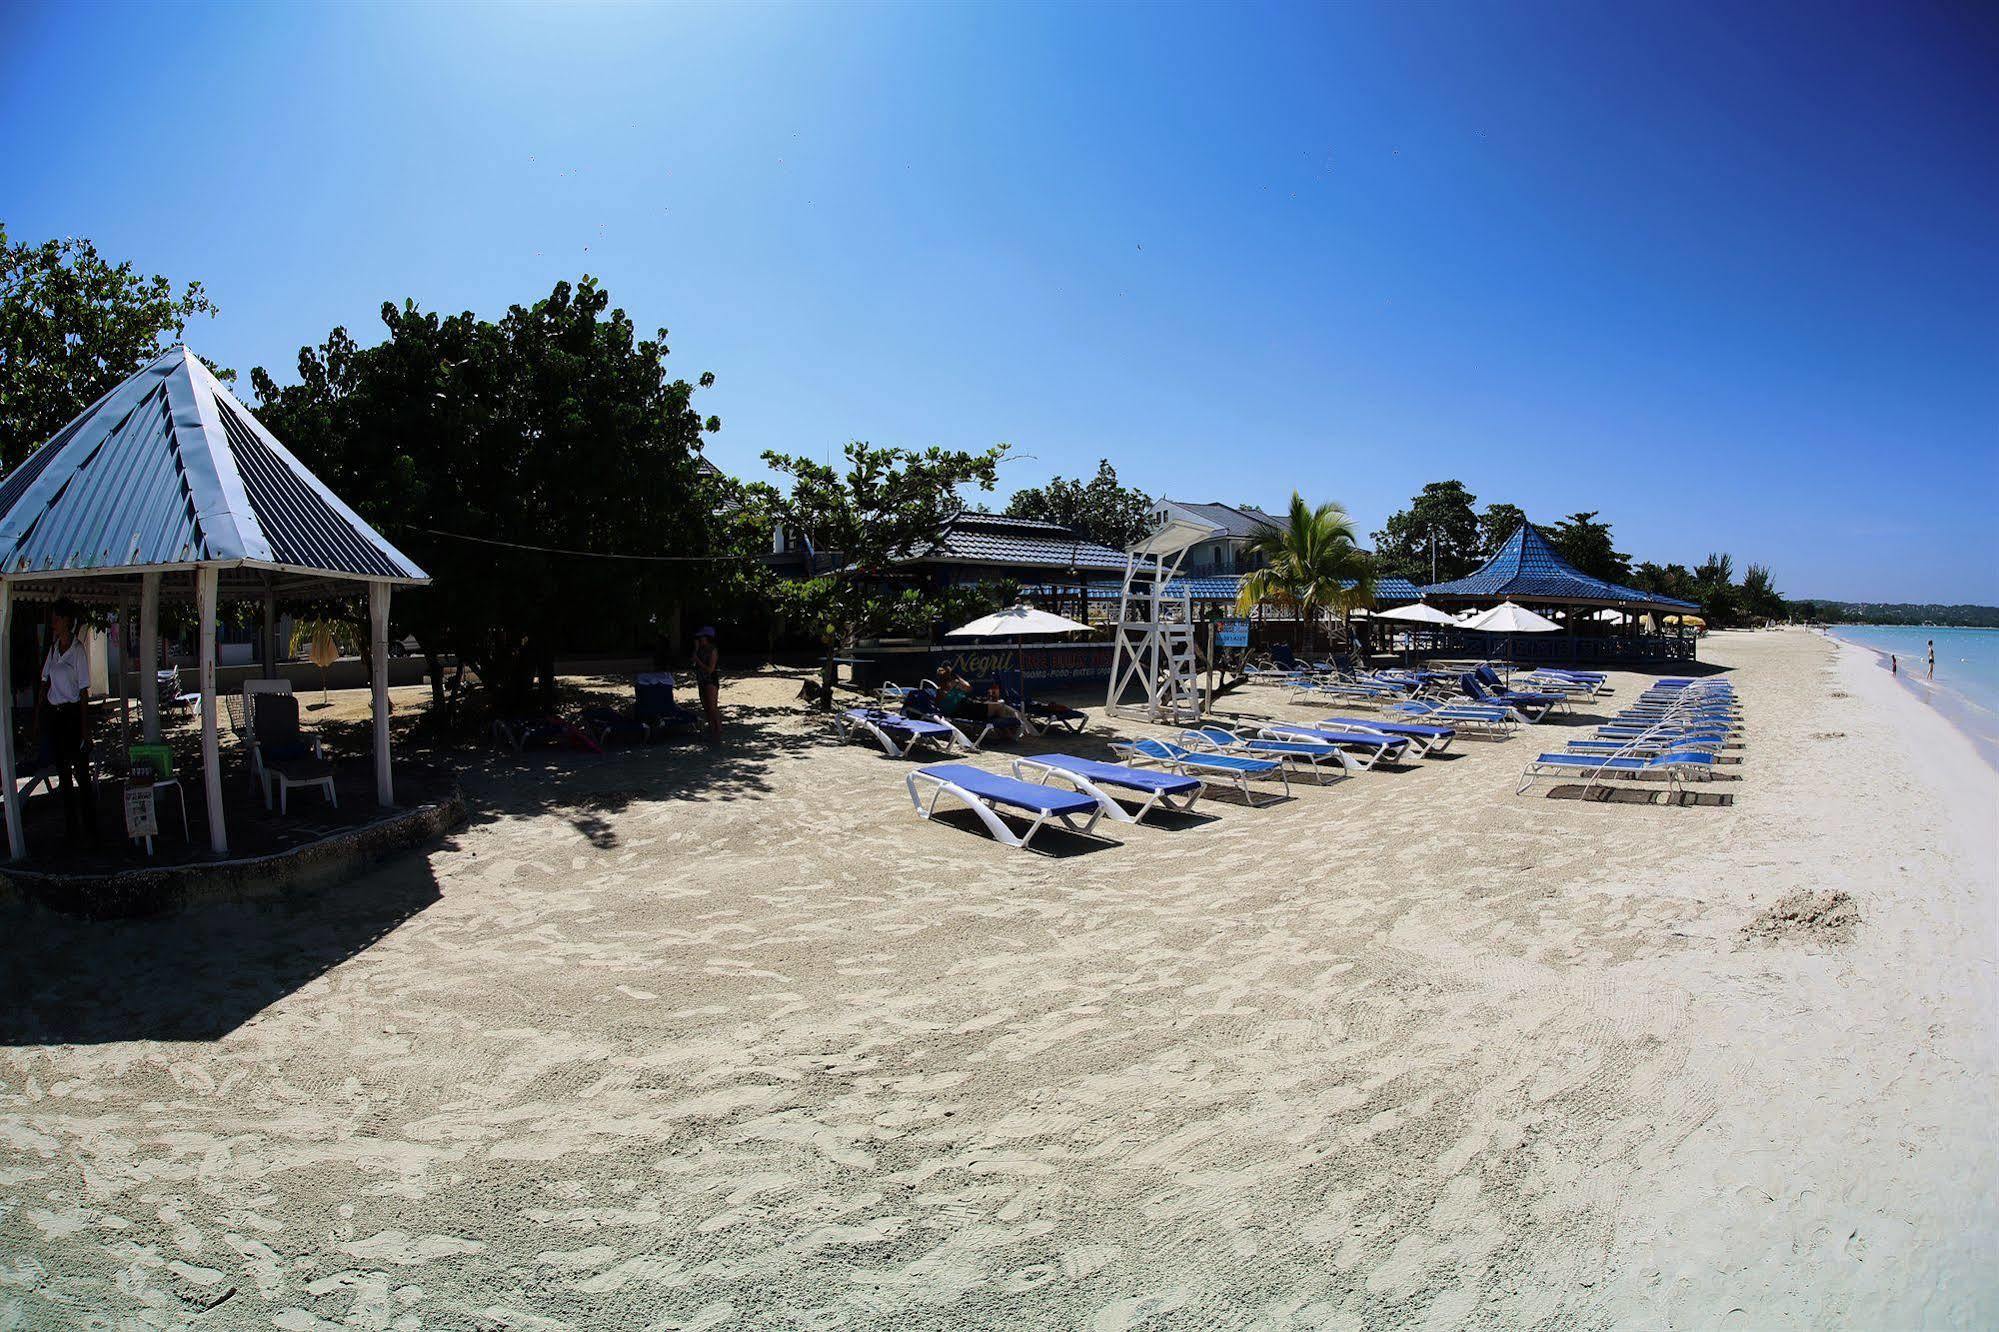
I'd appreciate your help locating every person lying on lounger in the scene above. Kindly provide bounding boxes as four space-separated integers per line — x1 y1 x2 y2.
936 667 1023 729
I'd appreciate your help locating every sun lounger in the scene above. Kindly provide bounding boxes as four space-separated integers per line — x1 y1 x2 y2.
1181 725 1355 783
906 762 1106 850
1255 722 1410 769
901 687 1022 751
835 707 961 758
581 705 650 746
1313 714 1455 755
1390 700 1518 738
1515 747 1719 801
1461 673 1563 720
1113 736 1290 806
1012 753 1202 823
248 693 337 813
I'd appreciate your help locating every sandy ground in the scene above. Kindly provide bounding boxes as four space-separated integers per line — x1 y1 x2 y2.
1 628 1993 1329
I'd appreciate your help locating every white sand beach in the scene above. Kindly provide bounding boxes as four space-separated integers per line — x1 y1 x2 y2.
2 628 1994 1328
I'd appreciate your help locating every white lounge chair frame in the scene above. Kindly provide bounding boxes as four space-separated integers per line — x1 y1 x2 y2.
1514 737 1717 803
906 767 1105 851
1011 756 1202 824
833 709 959 759
1113 738 1291 806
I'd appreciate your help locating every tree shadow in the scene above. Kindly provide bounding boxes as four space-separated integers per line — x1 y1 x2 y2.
0 845 445 1045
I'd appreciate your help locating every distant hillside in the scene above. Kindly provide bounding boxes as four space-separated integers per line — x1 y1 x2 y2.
1788 600 1999 628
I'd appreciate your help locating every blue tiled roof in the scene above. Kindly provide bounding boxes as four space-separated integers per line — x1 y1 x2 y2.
1422 525 1699 610
898 512 1131 571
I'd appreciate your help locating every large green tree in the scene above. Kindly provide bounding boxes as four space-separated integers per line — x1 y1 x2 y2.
1693 552 1740 626
1004 459 1153 550
1371 481 1482 585
1237 494 1374 652
1 224 225 466
1477 503 1529 555
1547 511 1632 584
1739 563 1785 622
253 276 733 712
762 441 1009 705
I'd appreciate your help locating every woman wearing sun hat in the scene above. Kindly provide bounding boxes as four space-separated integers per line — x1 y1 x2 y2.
691 625 723 747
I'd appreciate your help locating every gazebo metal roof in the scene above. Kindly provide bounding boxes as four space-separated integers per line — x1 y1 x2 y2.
1421 524 1697 611
0 346 427 597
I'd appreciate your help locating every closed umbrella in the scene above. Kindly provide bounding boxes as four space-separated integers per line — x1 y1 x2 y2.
946 605 1092 715
308 626 340 704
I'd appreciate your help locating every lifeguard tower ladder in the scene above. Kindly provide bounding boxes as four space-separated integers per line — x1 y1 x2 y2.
1105 518 1220 725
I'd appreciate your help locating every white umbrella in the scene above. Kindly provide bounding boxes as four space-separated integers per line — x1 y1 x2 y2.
946 605 1092 715
1375 602 1457 625
947 606 1091 637
1461 601 1562 633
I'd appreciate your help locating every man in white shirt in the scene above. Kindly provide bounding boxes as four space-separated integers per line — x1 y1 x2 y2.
37 600 97 842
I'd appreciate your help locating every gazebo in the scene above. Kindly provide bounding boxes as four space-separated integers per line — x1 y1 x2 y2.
0 346 430 861
1420 524 1698 661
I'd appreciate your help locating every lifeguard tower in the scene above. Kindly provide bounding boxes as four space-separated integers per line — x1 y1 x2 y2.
1105 517 1219 724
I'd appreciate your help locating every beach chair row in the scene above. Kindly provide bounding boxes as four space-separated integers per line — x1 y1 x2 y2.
1515 678 1741 804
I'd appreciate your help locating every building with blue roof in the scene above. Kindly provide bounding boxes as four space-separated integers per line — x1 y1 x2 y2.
1421 524 1698 612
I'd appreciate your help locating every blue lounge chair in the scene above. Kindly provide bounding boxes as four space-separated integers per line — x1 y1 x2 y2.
634 672 702 736
1315 714 1455 755
1182 725 1356 783
1255 722 1411 770
1515 747 1718 802
1391 700 1518 738
835 707 961 758
1113 736 1290 806
997 676 1089 736
1460 674 1562 722
903 687 1022 752
907 762 1107 850
1012 753 1202 823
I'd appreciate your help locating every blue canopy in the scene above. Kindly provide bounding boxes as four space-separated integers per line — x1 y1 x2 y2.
1422 525 1697 611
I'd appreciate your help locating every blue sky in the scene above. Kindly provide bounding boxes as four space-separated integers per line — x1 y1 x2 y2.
4 1 1994 601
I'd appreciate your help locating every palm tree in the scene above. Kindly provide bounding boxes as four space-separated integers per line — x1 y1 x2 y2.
1235 493 1375 654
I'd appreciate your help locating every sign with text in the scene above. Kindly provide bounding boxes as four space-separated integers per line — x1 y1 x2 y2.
123 785 159 840
1217 619 1250 648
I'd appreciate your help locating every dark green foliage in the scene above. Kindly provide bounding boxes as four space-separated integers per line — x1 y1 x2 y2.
761 440 1009 703
1004 460 1153 550
1478 504 1528 555
1 224 227 467
1788 601 1999 627
1371 480 1482 584
253 276 743 709
1547 511 1632 584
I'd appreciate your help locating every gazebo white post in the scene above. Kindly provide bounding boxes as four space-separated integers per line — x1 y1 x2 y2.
117 590 133 753
262 582 278 680
139 572 160 742
197 566 227 855
370 580 393 807
0 579 22 861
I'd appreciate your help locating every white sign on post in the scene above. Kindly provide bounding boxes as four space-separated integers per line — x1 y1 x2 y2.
124 785 159 841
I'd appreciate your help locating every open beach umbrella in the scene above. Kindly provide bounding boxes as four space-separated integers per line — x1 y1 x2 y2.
1375 602 1458 625
1462 601 1562 634
946 605 1092 712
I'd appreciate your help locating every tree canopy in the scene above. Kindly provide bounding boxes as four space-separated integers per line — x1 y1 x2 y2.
1546 511 1632 584
761 440 1009 702
1371 480 1482 584
1003 460 1153 550
1 224 226 467
253 276 738 709
1477 503 1528 555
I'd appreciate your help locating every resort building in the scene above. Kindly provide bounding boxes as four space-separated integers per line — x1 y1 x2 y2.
1147 500 1285 578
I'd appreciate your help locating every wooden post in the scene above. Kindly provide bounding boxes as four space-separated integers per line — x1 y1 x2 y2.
370 581 393 807
0 580 22 861
198 566 227 856
139 572 160 742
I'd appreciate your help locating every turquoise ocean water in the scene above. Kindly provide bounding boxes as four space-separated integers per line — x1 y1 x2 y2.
1828 625 1999 768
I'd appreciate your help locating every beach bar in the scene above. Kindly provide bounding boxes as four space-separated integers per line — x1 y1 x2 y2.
0 347 430 862
1419 524 1702 663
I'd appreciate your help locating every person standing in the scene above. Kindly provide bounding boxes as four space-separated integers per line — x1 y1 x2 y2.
37 600 97 843
1927 640 1935 676
691 626 722 747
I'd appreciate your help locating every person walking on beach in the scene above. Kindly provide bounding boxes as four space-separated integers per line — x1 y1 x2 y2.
691 626 722 747
1891 654 1898 675
1927 640 1935 676
36 600 98 844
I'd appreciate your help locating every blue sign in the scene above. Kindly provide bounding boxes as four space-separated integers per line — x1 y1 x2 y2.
1217 619 1250 648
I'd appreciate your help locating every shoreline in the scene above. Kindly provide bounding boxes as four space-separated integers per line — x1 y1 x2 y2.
1824 628 1999 770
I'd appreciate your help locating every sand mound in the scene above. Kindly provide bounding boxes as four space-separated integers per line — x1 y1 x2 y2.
1743 889 1860 947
